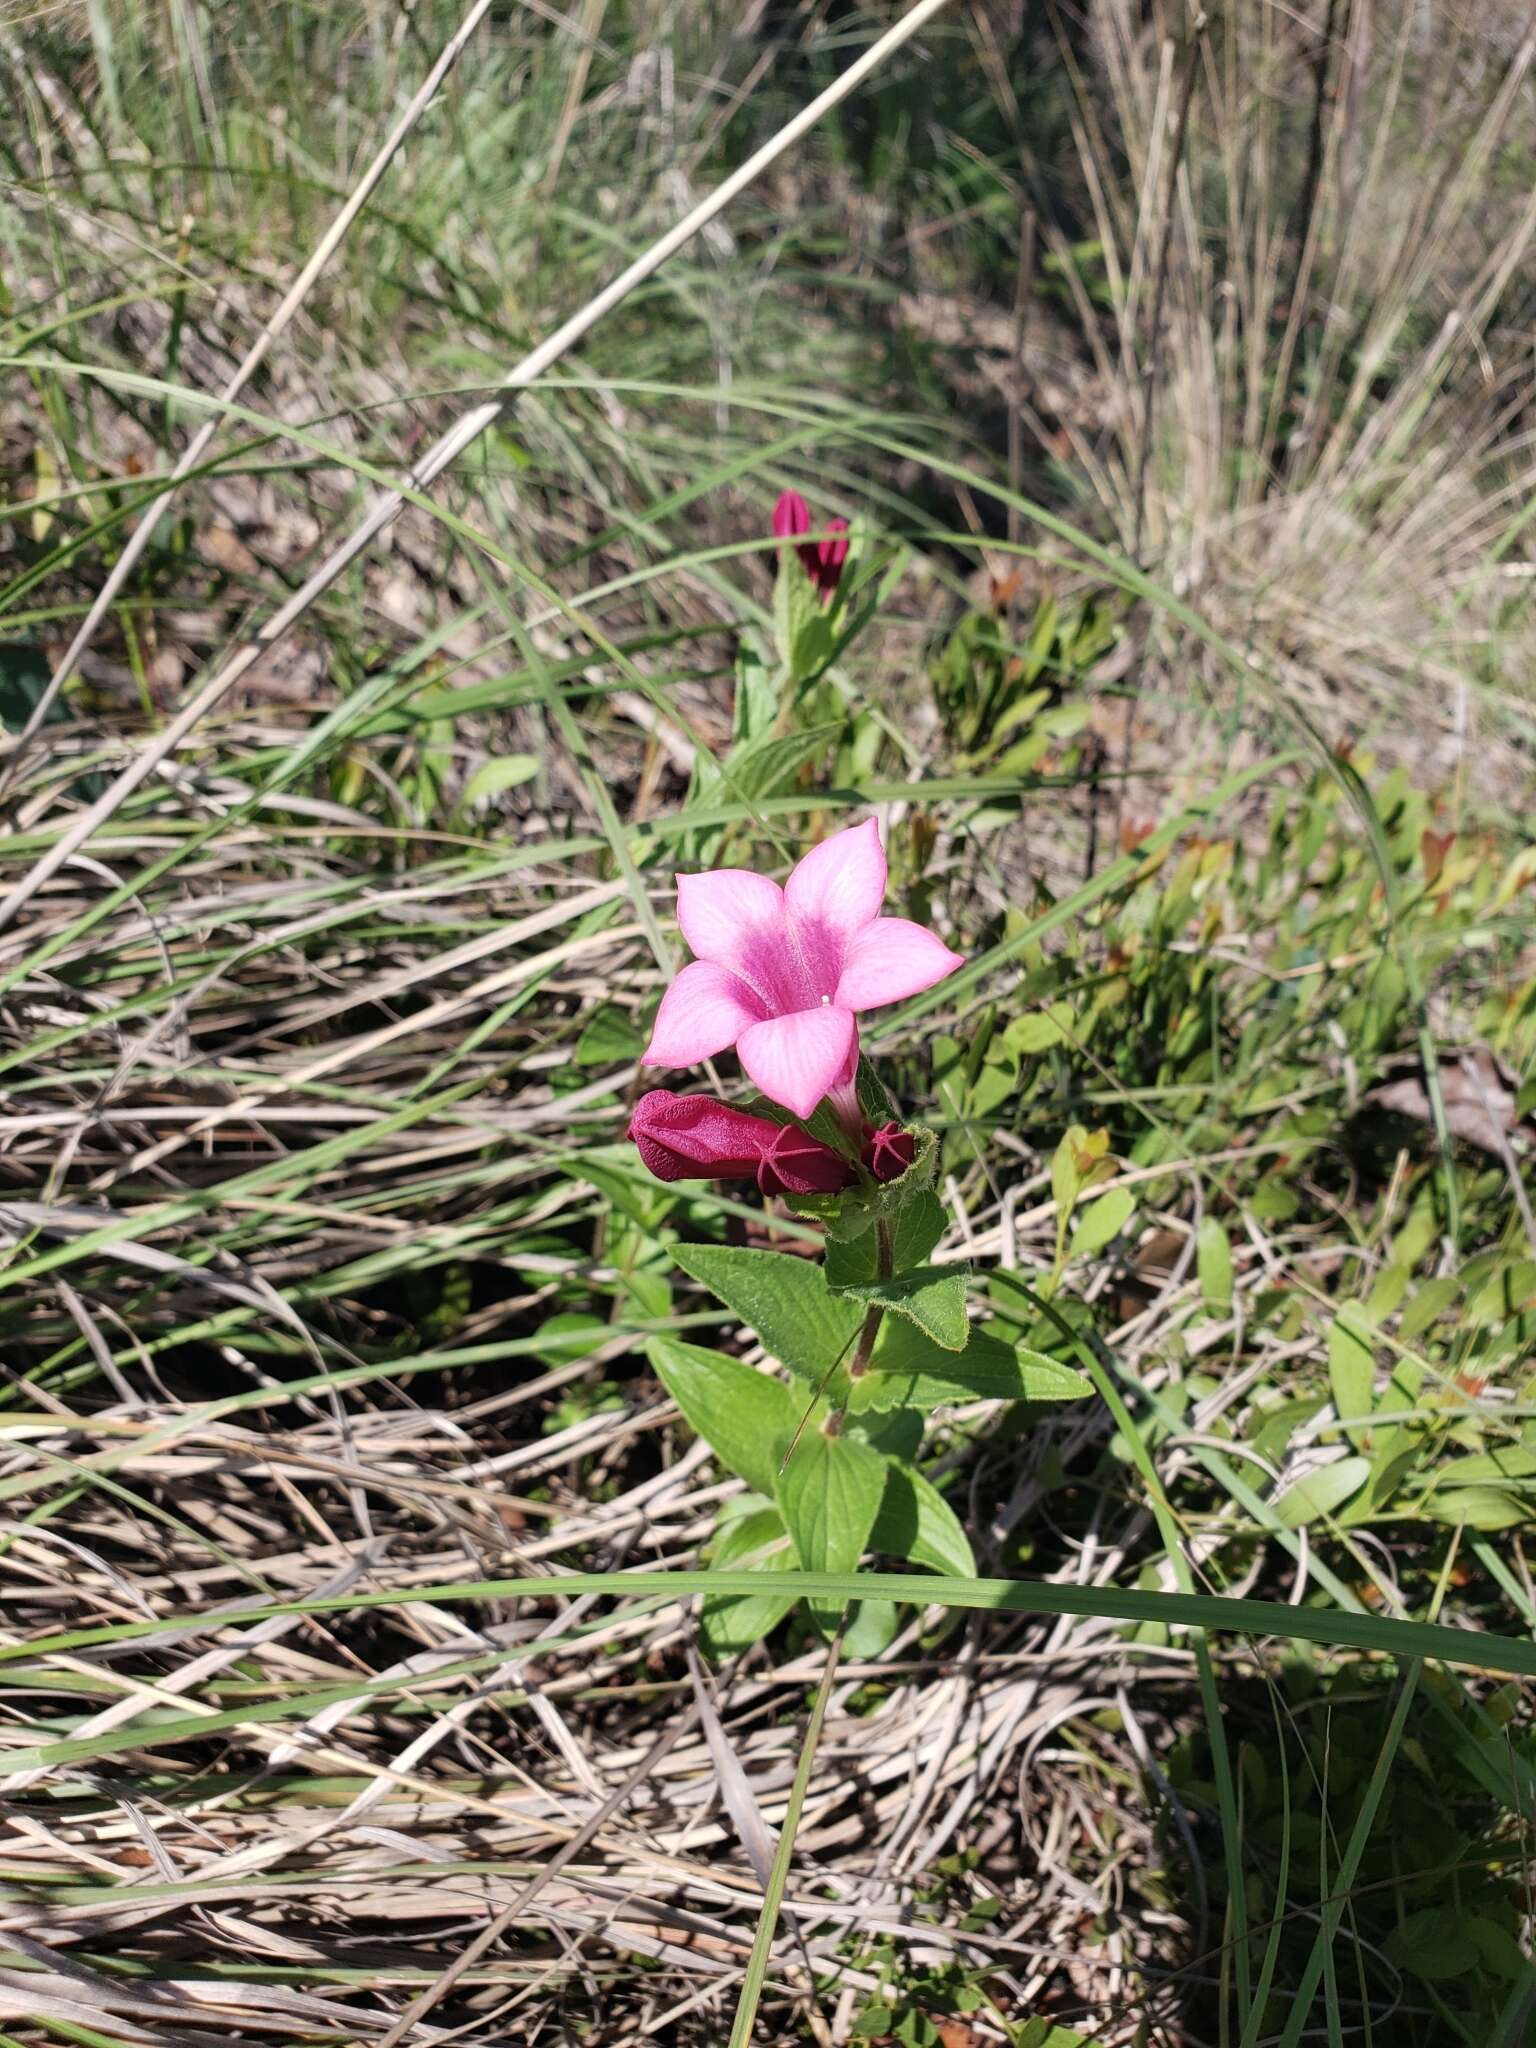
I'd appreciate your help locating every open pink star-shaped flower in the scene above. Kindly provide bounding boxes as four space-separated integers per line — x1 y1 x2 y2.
643 819 963 1121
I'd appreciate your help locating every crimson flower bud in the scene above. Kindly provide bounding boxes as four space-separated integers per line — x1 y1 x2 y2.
772 488 848 601
863 1121 916 1183
628 1090 852 1198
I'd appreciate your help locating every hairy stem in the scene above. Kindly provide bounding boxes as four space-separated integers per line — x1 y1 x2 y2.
846 1218 893 1380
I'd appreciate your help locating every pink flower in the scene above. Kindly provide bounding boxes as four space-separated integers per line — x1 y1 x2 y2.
643 819 964 1122
863 1121 917 1183
773 488 850 601
628 1090 852 1197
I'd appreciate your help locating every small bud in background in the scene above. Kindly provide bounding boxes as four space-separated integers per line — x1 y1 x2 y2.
772 488 849 602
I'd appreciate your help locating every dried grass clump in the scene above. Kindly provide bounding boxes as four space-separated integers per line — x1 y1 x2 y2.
1059 0 1536 791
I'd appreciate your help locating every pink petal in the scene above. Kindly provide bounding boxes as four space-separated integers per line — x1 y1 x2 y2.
834 917 964 1011
783 818 886 940
676 868 784 973
737 1005 857 1121
773 489 811 540
645 961 766 1067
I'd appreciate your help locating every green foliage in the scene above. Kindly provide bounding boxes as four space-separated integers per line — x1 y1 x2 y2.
1169 1664 1536 2043
666 1180 1090 1641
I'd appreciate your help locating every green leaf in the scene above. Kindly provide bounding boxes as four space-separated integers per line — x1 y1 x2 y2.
773 556 832 678
672 1245 862 1388
1399 1273 1460 1342
724 722 840 800
574 1003 643 1066
824 1189 946 1287
460 753 538 807
843 1600 900 1657
1383 1907 1481 1982
777 1426 887 1623
1197 1217 1233 1314
700 1503 800 1654
847 1408 923 1461
1422 1486 1529 1531
1014 1347 1096 1401
834 1265 969 1351
870 1462 976 1575
1050 1126 1081 1224
829 1126 940 1240
1328 1308 1376 1441
647 1336 797 1498
848 1323 1090 1413
1003 1009 1068 1054
1272 1456 1372 1529
1067 1185 1134 1261
1434 1448 1536 1487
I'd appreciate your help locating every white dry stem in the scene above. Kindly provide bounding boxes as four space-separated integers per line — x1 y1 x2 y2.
0 0 954 933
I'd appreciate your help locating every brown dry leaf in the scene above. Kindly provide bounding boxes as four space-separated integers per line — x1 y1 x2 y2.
1367 1045 1532 1157
1420 827 1455 885
201 522 262 577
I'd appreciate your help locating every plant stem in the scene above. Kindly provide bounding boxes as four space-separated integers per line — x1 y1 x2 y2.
846 1218 893 1380
727 1621 844 2048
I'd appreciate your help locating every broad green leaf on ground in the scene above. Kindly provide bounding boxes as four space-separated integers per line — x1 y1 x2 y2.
1197 1216 1233 1312
460 753 539 807
647 1336 797 1499
1329 1307 1377 1443
834 1264 969 1350
870 1462 976 1575
1272 1455 1372 1529
672 1245 862 1387
1421 1486 1529 1531
777 1426 887 1583
848 1320 1092 1412
824 1189 947 1286
700 1502 801 1654
1067 1184 1135 1261
574 1003 645 1066
843 1599 901 1657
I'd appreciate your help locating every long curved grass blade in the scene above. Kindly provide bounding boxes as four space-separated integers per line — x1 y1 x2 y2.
3 1568 1531 1684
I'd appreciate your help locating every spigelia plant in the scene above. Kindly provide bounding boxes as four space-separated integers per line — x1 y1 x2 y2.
629 812 1095 1655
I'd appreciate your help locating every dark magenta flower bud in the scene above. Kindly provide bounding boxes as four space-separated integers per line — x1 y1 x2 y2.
628 1090 852 1198
758 1120 852 1197
863 1121 916 1182
772 489 849 601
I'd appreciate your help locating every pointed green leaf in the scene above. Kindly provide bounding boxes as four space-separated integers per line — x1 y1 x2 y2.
646 1336 797 1498
700 1503 800 1653
460 753 539 807
835 1264 969 1350
777 1427 887 1624
847 1321 1089 1412
1328 1308 1376 1441
843 1599 900 1656
1014 1347 1096 1401
1272 1455 1372 1529
870 1462 976 1575
1421 1487 1529 1532
672 1244 861 1387
1067 1184 1135 1261
1197 1216 1233 1313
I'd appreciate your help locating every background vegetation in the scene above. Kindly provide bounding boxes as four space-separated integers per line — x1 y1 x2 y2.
1 2 1535 2042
